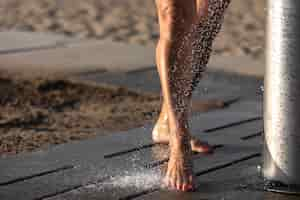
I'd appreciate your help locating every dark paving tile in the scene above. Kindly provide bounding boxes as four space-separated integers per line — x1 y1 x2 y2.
0 100 261 186
0 65 265 199
134 156 300 200
41 119 263 200
76 69 264 101
0 102 262 200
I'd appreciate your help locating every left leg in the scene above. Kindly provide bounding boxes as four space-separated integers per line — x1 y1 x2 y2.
154 0 203 191
152 99 213 153
152 0 212 154
154 0 231 191
152 0 232 153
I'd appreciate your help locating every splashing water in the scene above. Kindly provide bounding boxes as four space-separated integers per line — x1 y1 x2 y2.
260 85 264 92
79 0 232 194
84 168 163 192
82 148 164 192
103 168 163 190
165 0 231 123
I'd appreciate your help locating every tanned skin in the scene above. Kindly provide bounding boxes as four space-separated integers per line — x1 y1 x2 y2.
153 0 211 192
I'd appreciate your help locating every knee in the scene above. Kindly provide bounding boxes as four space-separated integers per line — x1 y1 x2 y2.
157 2 186 42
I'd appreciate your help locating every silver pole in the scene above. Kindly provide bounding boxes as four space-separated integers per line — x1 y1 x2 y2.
263 0 300 192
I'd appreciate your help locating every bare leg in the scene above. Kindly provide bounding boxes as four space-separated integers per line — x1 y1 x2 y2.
157 36 195 191
154 0 210 191
153 0 212 153
152 100 213 153
153 0 231 192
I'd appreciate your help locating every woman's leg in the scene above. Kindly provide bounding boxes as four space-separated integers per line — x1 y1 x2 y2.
153 0 231 192
152 100 213 153
154 0 210 191
152 0 212 154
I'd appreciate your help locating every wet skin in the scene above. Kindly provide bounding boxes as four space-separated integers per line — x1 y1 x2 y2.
153 0 230 192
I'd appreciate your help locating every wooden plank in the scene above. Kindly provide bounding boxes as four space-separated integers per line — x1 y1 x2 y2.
0 100 261 185
214 190 300 200
0 31 71 54
0 149 156 200
132 157 260 200
40 120 263 200
45 145 261 200
134 157 300 200
77 68 263 101
132 157 262 200
146 119 263 168
0 117 262 200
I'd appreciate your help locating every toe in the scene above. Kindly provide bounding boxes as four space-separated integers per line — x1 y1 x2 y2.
182 183 188 192
176 175 183 191
182 174 189 191
189 175 194 184
163 175 172 189
187 175 195 191
170 174 177 189
176 183 182 191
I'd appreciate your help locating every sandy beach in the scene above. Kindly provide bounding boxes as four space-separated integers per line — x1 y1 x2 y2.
0 0 266 156
0 74 158 156
0 0 266 59
0 73 230 156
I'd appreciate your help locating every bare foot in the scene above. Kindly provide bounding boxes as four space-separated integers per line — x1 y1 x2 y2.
164 136 195 191
152 117 213 153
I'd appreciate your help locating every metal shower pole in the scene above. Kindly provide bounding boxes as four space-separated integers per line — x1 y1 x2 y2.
263 0 300 193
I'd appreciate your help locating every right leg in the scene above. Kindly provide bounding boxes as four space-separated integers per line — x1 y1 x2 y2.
152 0 212 153
154 0 199 191
153 0 231 191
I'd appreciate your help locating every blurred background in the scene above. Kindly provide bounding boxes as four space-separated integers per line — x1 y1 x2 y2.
0 0 266 156
0 0 266 59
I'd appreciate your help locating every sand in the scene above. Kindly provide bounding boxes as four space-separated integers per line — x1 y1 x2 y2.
0 73 230 157
0 0 266 59
0 74 161 156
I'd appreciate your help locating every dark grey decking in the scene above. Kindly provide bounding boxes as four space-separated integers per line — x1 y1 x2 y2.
1 69 296 200
0 98 266 200
0 99 296 200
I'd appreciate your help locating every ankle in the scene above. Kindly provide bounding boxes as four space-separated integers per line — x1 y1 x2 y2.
169 134 191 153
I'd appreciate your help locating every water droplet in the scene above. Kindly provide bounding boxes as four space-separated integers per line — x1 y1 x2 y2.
260 85 264 92
257 165 262 172
89 168 163 191
104 168 162 190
